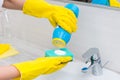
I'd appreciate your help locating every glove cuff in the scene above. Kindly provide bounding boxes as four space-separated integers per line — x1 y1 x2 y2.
12 61 37 80
23 0 55 18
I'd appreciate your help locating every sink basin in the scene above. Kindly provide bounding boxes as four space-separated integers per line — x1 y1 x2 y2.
0 38 119 80
35 61 120 80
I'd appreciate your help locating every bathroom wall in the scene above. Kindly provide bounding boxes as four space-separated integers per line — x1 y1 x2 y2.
0 0 120 73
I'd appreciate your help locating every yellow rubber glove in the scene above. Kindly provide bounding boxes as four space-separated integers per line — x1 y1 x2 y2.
13 56 72 80
23 0 77 33
0 44 10 55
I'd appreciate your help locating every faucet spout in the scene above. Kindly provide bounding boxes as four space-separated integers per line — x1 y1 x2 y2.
82 48 103 76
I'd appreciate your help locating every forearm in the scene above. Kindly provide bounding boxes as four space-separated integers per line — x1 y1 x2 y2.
2 0 25 10
0 66 20 80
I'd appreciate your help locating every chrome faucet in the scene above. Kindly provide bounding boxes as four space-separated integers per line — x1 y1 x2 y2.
81 48 103 76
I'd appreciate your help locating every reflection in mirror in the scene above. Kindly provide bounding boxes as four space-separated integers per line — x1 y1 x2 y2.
74 0 91 3
110 0 120 8
73 0 120 8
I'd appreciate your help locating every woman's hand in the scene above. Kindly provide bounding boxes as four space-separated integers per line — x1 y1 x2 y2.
22 0 78 33
13 56 72 80
3 0 78 33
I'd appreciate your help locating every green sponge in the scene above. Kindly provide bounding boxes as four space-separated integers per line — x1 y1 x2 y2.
45 48 74 60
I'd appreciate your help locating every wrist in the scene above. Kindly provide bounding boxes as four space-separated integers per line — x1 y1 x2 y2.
0 66 20 79
23 0 55 18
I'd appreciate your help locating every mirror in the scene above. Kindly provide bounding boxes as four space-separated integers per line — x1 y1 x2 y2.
73 0 120 8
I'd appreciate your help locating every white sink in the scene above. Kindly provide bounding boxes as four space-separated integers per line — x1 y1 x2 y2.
35 61 120 80
0 38 120 80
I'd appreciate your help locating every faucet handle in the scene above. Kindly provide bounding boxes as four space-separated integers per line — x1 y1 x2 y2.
82 48 100 62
